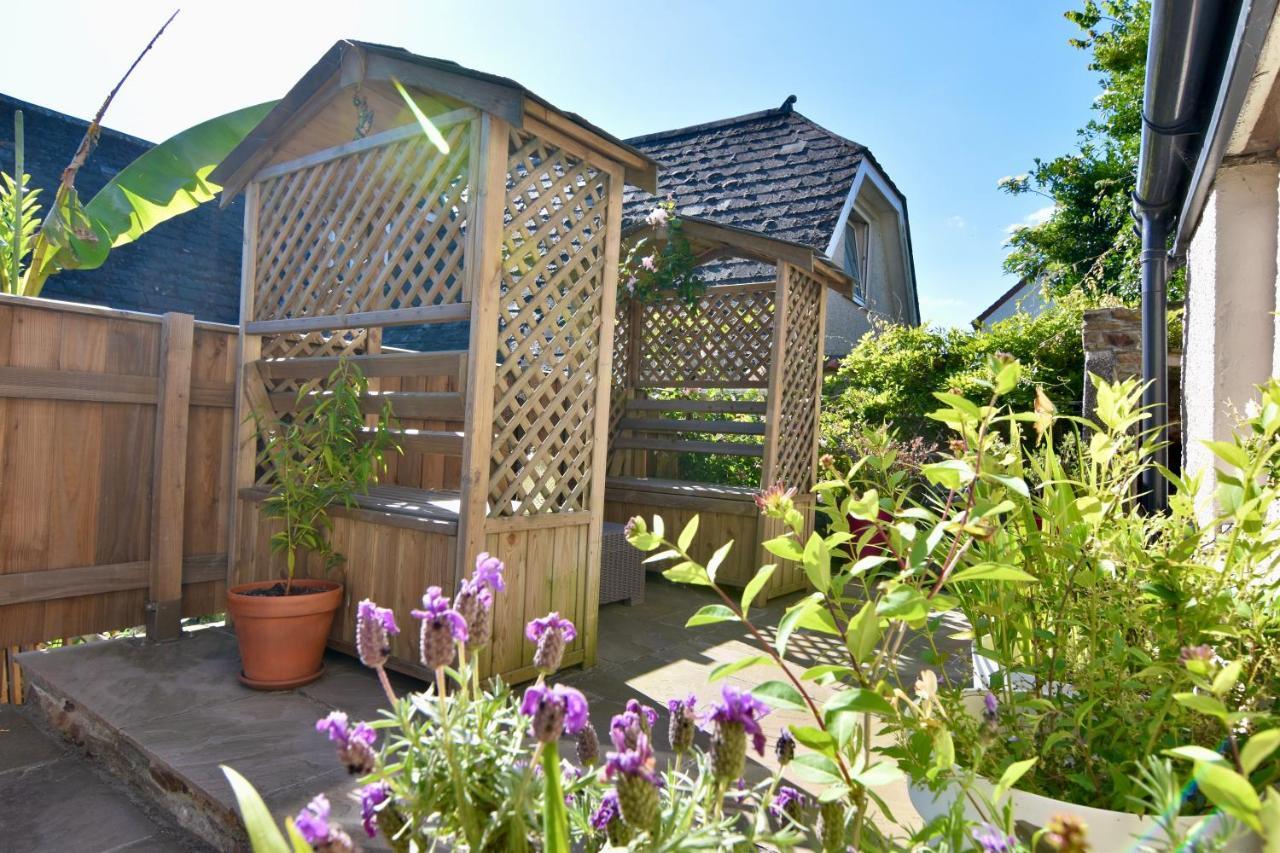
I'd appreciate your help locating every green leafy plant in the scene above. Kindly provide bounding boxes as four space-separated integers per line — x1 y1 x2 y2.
620 199 706 307
256 360 397 586
0 13 273 297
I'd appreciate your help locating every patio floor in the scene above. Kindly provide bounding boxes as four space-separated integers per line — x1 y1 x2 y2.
8 577 969 851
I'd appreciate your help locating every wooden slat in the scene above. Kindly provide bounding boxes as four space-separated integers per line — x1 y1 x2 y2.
625 398 767 415
239 487 459 535
189 379 235 407
618 417 765 436
0 365 156 404
612 436 764 457
269 390 464 420
257 350 467 381
0 554 228 607
371 427 464 456
148 313 193 641
244 302 471 335
605 485 759 517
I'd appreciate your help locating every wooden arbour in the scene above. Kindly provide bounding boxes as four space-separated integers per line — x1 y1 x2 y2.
211 41 657 682
605 218 849 601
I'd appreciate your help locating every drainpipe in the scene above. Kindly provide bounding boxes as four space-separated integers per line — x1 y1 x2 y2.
1133 0 1225 512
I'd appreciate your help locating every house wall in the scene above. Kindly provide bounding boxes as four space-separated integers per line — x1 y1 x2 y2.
980 281 1051 325
1183 160 1279 520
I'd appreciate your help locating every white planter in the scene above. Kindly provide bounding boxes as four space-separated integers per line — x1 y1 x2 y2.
908 777 1257 852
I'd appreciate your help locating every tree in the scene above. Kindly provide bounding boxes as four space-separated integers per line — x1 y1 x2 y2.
1000 1 1178 302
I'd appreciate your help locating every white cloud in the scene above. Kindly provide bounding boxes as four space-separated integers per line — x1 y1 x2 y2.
1004 204 1056 236
945 215 967 230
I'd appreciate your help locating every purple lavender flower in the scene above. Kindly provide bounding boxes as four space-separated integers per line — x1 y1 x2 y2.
701 685 770 784
358 782 390 838
577 720 600 765
520 683 590 743
294 794 354 852
604 731 661 830
769 785 808 824
667 694 697 753
627 699 658 731
453 579 495 648
315 711 377 774
411 586 467 670
984 691 999 717
590 789 622 831
972 823 1018 853
472 552 507 593
356 599 398 669
526 612 577 673
774 728 796 765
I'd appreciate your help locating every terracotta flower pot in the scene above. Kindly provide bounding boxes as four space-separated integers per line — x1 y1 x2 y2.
226 579 343 690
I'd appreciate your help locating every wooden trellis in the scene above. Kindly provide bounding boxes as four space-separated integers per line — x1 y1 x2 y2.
210 41 657 682
605 218 847 601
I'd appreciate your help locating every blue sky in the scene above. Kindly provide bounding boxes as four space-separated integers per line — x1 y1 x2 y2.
1 1 1100 328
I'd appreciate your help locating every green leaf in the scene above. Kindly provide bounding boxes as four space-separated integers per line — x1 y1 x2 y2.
1211 660 1243 697
993 360 1023 395
947 563 1038 583
802 532 831 593
822 687 894 719
853 762 904 788
1203 440 1250 472
753 680 807 711
790 753 843 785
677 515 699 552
284 818 316 853
763 534 804 562
847 488 880 521
1174 692 1229 721
740 564 777 615
686 604 738 627
221 766 291 853
1194 762 1262 831
705 539 734 583
1164 745 1229 765
845 600 881 665
662 561 710 586
922 459 975 490
709 655 772 682
993 758 1037 801
788 724 835 754
86 103 276 251
876 585 929 626
1241 729 1280 776
775 592 822 654
801 663 859 682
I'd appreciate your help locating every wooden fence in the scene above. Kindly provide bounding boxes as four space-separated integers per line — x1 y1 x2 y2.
0 294 237 701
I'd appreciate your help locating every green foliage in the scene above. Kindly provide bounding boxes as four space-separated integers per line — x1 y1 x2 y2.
0 172 40 295
822 293 1093 448
1000 1 1185 302
640 388 765 486
620 199 706 306
257 360 397 582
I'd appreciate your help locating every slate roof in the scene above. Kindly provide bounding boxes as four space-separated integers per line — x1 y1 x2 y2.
621 97 897 285
0 94 243 324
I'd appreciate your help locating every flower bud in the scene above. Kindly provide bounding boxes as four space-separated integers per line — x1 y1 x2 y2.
818 800 847 852
710 721 746 784
577 721 600 765
774 729 796 765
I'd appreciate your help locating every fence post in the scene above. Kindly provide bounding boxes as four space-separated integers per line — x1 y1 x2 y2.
147 312 194 641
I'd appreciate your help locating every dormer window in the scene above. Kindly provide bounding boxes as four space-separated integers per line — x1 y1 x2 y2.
843 213 871 302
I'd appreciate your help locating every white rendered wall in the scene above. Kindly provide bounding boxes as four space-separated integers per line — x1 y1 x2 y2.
1183 161 1279 519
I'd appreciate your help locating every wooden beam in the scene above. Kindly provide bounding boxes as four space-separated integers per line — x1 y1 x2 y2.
0 366 156 404
363 52 525 128
0 554 227 607
612 436 764 457
258 350 467 380
229 182 263 588
253 109 478 182
270 390 465 420
604 485 759 517
244 302 471 335
625 398 767 415
617 417 765 436
372 427 464 456
147 313 194 642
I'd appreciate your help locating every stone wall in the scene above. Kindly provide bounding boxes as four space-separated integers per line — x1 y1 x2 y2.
1081 306 1183 454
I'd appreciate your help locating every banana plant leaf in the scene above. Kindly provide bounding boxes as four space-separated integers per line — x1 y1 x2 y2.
83 100 275 252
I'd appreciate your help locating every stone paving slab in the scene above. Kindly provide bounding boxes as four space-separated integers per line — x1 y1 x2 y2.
0 706 202 852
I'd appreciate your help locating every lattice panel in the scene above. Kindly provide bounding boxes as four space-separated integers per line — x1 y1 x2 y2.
608 299 631 438
635 285 775 387
486 130 611 516
772 268 823 492
253 121 472 322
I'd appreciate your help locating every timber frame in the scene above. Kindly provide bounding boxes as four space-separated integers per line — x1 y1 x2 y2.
218 42 656 683
605 218 848 602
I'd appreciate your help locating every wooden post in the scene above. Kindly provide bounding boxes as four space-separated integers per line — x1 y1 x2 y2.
457 113 511 577
146 312 194 641
760 262 791 490
584 165 626 666
228 182 262 592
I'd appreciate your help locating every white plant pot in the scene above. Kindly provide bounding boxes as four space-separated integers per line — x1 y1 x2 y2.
915 689 1259 851
908 777 1257 852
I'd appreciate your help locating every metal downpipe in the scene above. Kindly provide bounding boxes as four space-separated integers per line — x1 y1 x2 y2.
1140 212 1170 513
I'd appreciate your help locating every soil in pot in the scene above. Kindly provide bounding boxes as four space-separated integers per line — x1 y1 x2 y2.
227 578 343 690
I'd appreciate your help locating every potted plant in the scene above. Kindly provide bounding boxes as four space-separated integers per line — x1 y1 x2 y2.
227 359 396 689
894 370 1280 850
